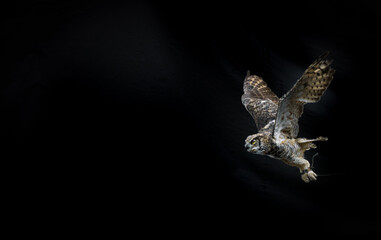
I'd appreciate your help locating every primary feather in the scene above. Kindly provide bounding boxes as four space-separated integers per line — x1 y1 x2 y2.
273 52 335 139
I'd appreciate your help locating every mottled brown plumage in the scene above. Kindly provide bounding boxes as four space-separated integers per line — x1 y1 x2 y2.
274 52 335 140
242 73 279 130
242 52 335 183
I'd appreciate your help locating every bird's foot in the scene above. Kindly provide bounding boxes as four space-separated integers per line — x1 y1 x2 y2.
317 136 328 141
301 169 317 183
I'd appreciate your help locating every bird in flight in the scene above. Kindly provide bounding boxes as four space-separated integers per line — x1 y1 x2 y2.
242 52 335 183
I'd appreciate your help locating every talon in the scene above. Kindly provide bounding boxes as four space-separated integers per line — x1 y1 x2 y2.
301 172 310 183
302 175 310 183
318 136 328 141
301 170 317 183
308 171 317 181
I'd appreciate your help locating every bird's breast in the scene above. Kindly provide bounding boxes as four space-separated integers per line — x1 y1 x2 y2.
266 138 299 159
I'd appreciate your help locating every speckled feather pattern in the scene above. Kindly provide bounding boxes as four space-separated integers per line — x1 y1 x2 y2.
241 72 279 131
274 52 335 139
242 52 334 183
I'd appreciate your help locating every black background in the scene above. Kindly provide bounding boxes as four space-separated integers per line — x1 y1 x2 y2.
2 0 381 235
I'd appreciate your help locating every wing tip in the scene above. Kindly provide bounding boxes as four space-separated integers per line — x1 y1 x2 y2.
321 51 330 58
311 51 334 70
316 51 330 63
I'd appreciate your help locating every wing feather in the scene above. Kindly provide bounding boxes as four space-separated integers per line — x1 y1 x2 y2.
241 71 279 131
273 52 335 139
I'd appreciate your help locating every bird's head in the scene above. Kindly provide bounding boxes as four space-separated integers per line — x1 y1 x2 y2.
244 133 266 154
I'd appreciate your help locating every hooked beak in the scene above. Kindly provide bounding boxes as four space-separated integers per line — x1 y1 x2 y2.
245 143 252 152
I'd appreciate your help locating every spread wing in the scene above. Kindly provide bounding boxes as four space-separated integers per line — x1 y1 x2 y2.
241 71 279 131
273 52 335 139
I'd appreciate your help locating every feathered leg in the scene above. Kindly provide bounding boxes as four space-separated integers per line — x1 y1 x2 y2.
297 136 328 144
297 136 328 153
282 157 317 183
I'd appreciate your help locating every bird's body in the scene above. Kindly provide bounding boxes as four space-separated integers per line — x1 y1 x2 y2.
242 52 334 183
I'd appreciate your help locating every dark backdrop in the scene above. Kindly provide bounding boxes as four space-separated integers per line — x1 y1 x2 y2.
2 0 381 235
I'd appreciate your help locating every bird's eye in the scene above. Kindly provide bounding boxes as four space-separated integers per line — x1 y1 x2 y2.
250 139 256 145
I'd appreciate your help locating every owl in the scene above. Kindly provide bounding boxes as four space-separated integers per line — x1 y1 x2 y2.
242 52 335 183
